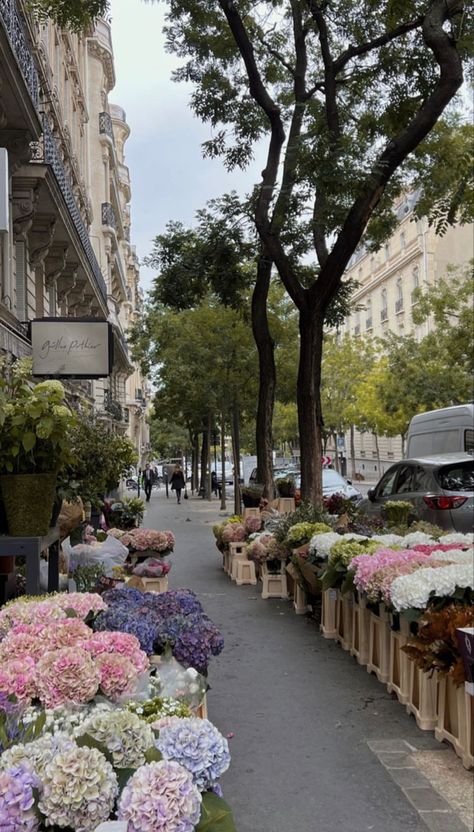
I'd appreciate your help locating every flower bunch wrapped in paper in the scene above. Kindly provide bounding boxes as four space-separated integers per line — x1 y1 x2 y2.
132 557 171 578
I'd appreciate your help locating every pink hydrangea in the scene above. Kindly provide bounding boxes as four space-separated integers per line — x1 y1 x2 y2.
122 528 175 553
0 656 37 703
96 653 140 701
0 626 46 663
221 523 246 544
35 647 100 708
244 516 262 535
412 542 472 555
55 592 107 617
0 600 66 637
351 548 431 594
82 631 149 674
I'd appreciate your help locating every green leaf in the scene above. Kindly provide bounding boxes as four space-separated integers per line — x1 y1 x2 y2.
22 432 36 451
116 766 136 791
144 745 162 763
196 793 237 832
75 733 113 764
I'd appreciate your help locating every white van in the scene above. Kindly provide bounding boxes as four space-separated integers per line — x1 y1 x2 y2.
406 404 474 458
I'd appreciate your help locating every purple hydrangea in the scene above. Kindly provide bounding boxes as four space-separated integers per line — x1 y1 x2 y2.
156 718 231 790
0 764 40 831
117 760 201 832
93 607 157 655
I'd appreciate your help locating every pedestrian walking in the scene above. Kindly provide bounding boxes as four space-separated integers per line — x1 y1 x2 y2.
211 471 221 499
170 464 186 504
143 463 154 502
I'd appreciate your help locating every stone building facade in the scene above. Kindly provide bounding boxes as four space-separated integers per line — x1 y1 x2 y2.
0 2 149 461
335 193 473 479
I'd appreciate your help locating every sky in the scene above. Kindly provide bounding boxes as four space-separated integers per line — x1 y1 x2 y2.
109 0 263 291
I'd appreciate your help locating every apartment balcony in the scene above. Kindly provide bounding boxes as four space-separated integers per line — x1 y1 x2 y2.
395 298 404 314
101 201 117 231
0 0 41 136
103 390 122 423
99 111 115 142
380 308 388 323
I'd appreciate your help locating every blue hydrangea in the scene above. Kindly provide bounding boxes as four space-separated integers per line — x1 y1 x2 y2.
156 718 230 790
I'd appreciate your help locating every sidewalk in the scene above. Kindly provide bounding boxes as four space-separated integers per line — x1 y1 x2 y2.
142 490 464 832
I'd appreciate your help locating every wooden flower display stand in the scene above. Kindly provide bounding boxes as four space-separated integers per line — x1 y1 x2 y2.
126 575 169 593
320 590 473 769
260 562 288 599
228 542 257 585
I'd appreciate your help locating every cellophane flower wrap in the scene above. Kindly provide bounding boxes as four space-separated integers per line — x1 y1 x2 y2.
117 759 202 832
133 557 171 578
156 717 231 789
78 709 155 768
122 528 175 553
38 745 118 832
0 764 40 831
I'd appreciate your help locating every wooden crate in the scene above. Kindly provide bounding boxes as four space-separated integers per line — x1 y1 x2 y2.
336 593 354 652
387 617 411 705
367 604 391 684
321 588 339 639
260 562 288 599
406 663 438 731
435 676 473 770
350 596 370 666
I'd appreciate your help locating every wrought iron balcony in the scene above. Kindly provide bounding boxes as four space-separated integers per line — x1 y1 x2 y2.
104 390 122 422
99 111 114 142
395 298 404 313
31 118 107 303
0 0 39 107
380 308 388 322
101 202 117 230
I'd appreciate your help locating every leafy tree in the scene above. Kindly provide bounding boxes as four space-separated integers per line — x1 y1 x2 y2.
272 401 299 456
31 0 107 31
160 0 471 503
353 357 408 468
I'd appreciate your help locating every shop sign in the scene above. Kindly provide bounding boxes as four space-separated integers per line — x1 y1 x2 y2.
30 317 113 378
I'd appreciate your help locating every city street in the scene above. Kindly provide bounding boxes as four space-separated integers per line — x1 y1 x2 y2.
142 489 468 832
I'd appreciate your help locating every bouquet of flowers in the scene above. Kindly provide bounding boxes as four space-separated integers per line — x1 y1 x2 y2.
122 528 175 555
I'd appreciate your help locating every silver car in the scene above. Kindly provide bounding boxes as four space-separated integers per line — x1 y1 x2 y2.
359 453 474 533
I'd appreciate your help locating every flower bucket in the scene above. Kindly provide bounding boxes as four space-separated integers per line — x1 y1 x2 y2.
0 472 57 536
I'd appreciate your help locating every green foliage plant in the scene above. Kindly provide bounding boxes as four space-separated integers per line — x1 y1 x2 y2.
383 500 414 528
0 358 75 475
274 502 330 544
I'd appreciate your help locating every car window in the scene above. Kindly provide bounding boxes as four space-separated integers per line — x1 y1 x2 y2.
393 465 416 494
436 462 474 492
465 429 474 452
375 467 398 498
323 471 345 488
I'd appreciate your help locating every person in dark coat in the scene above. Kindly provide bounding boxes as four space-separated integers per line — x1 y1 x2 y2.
143 463 154 502
170 465 186 504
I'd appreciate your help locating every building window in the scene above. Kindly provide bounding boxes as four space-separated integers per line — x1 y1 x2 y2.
380 288 388 322
395 277 404 313
384 244 390 262
15 241 27 321
411 266 420 305
400 231 406 250
365 298 372 330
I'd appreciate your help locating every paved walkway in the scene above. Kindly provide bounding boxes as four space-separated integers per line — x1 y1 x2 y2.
142 489 445 832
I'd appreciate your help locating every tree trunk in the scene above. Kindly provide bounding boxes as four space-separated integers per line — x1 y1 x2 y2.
374 433 381 473
350 424 356 480
192 432 199 493
231 402 242 515
220 413 226 512
199 430 208 497
206 414 212 500
332 433 340 472
296 305 324 505
252 253 276 498
401 433 406 457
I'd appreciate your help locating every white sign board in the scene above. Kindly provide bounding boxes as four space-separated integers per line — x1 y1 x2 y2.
31 318 113 378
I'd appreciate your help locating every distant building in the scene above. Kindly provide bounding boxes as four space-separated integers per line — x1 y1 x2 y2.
0 3 149 460
335 193 473 478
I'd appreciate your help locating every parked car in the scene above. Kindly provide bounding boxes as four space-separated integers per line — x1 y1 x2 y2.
358 453 474 533
248 466 299 485
292 470 363 505
406 404 474 458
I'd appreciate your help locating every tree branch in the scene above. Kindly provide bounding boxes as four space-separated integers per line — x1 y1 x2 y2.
313 0 464 308
334 16 424 74
305 0 341 141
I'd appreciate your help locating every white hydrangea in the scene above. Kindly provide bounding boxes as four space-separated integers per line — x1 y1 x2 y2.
428 548 474 564
308 532 340 559
400 532 435 548
391 563 473 611
372 534 404 547
439 532 474 545
0 733 75 776
78 709 155 769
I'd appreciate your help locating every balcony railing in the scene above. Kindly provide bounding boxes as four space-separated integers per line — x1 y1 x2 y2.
104 390 122 422
31 118 107 303
395 298 404 313
99 111 114 142
380 308 388 322
101 202 117 230
0 0 39 107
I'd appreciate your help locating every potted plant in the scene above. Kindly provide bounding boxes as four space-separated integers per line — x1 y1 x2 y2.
275 476 296 498
104 496 145 530
241 485 263 507
0 359 75 536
